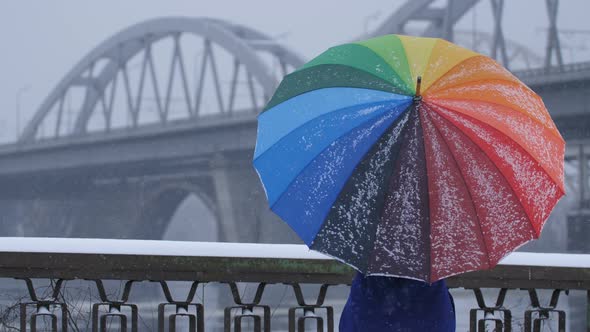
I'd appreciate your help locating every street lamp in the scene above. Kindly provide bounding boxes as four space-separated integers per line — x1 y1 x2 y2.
16 85 31 141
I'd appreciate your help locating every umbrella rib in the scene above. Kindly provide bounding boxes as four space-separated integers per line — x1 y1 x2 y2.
421 55 486 96
425 109 493 270
429 98 565 194
263 64 407 112
267 104 411 211
426 97 565 193
397 36 437 90
424 72 522 98
428 105 541 239
310 64 406 89
414 38 463 96
356 44 412 94
354 40 414 90
361 111 415 274
426 78 536 103
425 80 561 142
309 110 414 275
427 95 564 148
373 112 432 279
254 99 410 162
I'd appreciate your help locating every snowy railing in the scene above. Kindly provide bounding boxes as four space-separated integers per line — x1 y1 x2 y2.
0 238 588 331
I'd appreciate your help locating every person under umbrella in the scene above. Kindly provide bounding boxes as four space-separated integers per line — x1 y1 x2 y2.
339 273 455 331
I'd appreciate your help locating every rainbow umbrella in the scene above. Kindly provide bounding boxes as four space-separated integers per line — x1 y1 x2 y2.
253 35 565 282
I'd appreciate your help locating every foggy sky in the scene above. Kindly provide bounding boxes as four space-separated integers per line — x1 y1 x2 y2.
0 0 588 143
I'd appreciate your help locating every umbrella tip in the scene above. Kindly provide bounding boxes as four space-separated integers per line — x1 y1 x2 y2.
414 76 422 102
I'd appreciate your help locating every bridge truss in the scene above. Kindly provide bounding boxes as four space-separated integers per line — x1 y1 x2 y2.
369 0 565 70
21 0 577 145
20 17 305 143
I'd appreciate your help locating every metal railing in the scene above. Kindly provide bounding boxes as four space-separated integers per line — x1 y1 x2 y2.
0 238 588 331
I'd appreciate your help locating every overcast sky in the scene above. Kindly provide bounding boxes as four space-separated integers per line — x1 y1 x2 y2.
0 0 587 143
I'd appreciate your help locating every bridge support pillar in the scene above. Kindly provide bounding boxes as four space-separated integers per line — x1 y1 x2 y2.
210 154 299 244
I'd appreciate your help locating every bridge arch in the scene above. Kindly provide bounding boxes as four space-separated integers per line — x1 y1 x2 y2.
20 17 305 143
136 181 220 240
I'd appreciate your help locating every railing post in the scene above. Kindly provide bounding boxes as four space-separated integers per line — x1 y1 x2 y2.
157 280 204 332
91 280 138 332
523 289 566 332
18 278 68 332
287 283 334 332
468 288 511 332
223 282 270 332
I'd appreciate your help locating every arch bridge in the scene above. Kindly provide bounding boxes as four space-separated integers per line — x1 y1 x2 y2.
0 1 588 249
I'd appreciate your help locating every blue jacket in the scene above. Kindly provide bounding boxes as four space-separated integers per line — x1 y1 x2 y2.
339 273 455 331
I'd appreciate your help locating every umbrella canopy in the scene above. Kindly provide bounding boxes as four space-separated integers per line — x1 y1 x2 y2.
253 35 565 283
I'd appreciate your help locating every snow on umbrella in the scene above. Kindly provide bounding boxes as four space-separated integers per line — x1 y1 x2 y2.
253 35 565 283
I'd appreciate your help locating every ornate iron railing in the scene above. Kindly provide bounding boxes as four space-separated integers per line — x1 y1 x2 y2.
0 238 588 331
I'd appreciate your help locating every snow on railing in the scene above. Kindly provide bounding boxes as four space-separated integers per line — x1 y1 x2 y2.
0 237 588 331
0 237 331 260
